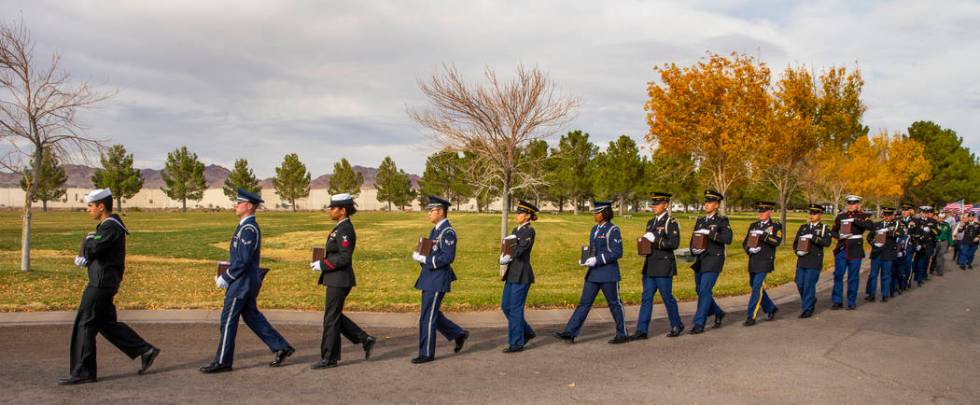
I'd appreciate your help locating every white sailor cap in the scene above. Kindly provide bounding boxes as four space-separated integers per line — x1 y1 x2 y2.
328 193 355 208
84 188 112 204
845 195 862 204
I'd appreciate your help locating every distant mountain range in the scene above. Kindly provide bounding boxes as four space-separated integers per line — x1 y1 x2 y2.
0 164 420 189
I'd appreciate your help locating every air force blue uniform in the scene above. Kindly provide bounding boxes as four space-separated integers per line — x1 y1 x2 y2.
415 219 467 358
212 215 290 367
561 220 628 339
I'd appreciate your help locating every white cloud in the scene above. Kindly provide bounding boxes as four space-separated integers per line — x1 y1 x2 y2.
2 0 976 177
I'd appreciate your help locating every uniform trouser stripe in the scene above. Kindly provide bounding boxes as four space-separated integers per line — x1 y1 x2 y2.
752 282 766 320
425 292 439 357
219 298 237 365
616 282 627 337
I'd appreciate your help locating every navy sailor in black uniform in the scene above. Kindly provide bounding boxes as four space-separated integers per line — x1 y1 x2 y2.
410 196 469 364
59 189 160 385
309 193 376 369
200 189 294 373
630 192 684 340
498 200 539 353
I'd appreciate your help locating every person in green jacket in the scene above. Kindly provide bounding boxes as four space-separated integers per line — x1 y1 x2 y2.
932 215 953 276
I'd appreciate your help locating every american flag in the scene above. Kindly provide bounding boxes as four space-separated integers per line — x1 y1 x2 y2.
943 200 977 213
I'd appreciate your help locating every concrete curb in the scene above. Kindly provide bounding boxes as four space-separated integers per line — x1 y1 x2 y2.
0 263 868 329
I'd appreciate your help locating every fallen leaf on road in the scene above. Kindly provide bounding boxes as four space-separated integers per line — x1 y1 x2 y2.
568 383 575 388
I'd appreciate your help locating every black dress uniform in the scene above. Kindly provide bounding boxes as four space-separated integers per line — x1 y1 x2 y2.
894 203 918 293
741 201 782 325
913 206 941 285
830 195 874 309
865 208 903 301
62 189 158 385
689 190 733 333
793 204 832 317
311 194 375 369
499 200 538 352
632 192 683 339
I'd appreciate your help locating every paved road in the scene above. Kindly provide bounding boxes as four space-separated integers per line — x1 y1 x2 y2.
3 260 979 403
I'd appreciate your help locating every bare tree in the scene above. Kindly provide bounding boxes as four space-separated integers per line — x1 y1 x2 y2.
409 65 577 239
0 21 112 272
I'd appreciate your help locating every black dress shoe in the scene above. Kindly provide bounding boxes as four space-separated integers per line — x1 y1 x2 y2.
138 347 160 375
743 318 756 327
831 303 843 310
881 297 889 303
552 331 575 343
846 305 856 310
608 336 629 344
502 345 524 353
766 308 779 321
629 332 648 341
58 376 97 385
199 363 232 374
524 332 537 343
411 356 434 364
799 311 812 318
666 326 684 337
864 295 875 302
270 346 295 367
713 310 726 328
690 325 705 334
454 331 470 353
310 359 338 369
362 336 376 360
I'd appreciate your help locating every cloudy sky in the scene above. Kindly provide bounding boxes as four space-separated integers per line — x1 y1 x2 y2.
3 0 978 177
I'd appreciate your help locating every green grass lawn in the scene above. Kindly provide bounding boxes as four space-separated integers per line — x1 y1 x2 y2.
0 209 833 312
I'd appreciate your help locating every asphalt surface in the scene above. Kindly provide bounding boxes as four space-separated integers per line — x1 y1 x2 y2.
3 258 979 404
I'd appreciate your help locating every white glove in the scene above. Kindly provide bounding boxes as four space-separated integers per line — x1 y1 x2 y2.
499 255 512 265
800 234 813 240
839 233 852 239
796 250 808 256
215 275 229 289
694 229 711 235
412 252 427 263
74 256 88 267
897 251 904 258
691 249 706 255
873 243 884 248
310 261 322 272
643 232 656 242
923 226 930 233
915 245 922 252
750 229 764 236
504 234 517 240
877 228 889 234
583 257 597 267
748 247 762 254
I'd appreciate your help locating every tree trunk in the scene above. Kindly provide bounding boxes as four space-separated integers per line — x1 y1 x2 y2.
42 200 48 212
182 198 187 212
291 198 297 212
117 196 123 213
618 195 625 216
500 171 511 240
387 201 392 212
558 196 564 213
572 197 579 215
20 147 43 272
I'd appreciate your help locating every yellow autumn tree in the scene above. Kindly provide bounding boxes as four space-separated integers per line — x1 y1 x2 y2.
843 131 931 211
645 52 770 214
761 66 821 225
